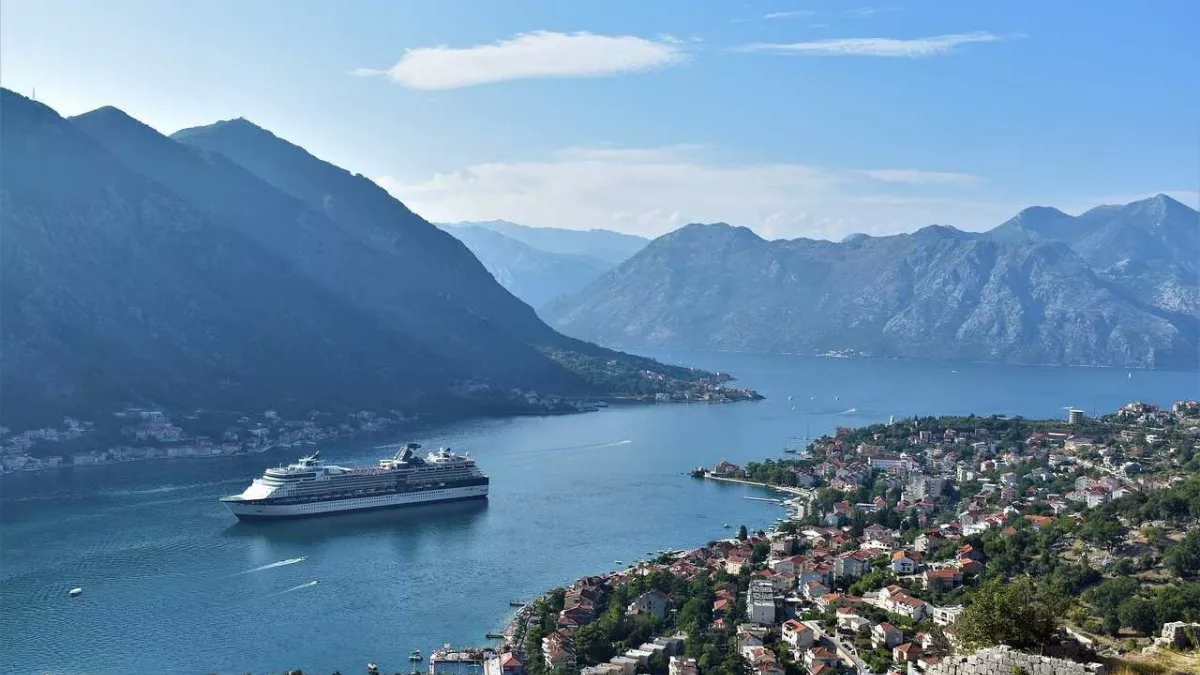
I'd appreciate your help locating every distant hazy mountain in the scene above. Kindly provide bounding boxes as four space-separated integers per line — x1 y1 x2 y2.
438 225 613 309
442 220 648 265
545 201 1200 369
0 89 714 429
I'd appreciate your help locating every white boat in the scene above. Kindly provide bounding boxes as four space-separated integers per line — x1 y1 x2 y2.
220 444 488 520
68 587 82 597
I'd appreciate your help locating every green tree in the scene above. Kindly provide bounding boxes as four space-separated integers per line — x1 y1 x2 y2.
572 623 614 665
1166 530 1200 578
957 576 1068 653
1102 611 1121 636
1084 577 1139 616
751 541 770 564
1080 517 1126 552
1118 597 1160 636
737 525 748 541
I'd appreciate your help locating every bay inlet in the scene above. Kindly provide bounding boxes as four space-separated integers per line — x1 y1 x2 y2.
2 350 1196 674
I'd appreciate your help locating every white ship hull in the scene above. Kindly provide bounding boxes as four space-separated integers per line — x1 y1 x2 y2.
222 484 488 521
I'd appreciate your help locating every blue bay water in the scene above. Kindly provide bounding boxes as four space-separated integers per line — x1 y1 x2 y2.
2 351 1196 674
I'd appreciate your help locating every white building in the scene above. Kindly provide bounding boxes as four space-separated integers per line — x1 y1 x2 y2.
627 590 669 619
932 605 964 626
780 619 814 650
747 580 776 625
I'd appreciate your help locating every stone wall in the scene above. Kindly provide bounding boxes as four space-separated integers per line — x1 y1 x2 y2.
1157 621 1200 649
924 646 1107 675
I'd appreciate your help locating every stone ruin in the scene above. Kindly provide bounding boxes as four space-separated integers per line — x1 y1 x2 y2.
923 645 1108 675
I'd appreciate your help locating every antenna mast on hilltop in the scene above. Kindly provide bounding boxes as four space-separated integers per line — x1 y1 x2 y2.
31 87 36 101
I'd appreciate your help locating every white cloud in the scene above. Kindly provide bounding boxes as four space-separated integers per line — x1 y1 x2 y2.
844 7 900 18
764 10 816 20
353 31 686 90
737 31 1005 57
377 146 1016 241
734 10 815 23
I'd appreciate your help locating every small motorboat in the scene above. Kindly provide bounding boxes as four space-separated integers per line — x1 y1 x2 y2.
614 560 624 565
410 650 423 662
722 523 731 529
68 587 83 597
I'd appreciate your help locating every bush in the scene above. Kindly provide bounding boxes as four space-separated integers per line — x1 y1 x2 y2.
958 576 1068 652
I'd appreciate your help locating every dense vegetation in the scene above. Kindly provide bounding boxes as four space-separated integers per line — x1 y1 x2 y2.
522 568 755 675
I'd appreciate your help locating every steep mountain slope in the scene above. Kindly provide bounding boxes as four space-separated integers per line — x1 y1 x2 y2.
991 195 1199 315
169 116 701 384
442 220 648 265
71 106 579 392
171 118 562 346
1 91 740 431
0 90 462 427
438 224 613 308
544 222 1197 369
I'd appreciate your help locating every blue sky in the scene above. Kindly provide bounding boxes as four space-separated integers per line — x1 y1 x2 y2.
3 0 1197 239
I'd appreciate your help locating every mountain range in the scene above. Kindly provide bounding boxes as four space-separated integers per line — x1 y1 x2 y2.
544 196 1199 369
442 220 648 265
436 222 647 310
0 89 717 430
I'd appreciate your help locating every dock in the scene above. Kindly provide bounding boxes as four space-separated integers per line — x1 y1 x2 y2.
743 496 783 503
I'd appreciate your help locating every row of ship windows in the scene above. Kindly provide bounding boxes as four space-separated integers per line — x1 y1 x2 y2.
283 488 484 510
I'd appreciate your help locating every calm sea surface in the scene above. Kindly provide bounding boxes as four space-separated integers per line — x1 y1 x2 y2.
2 351 1196 674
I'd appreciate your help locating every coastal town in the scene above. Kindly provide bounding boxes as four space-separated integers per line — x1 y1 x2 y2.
418 400 1200 675
0 373 759 474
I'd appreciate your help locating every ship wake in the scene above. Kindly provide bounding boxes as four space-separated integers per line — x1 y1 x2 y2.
269 580 319 596
232 557 306 576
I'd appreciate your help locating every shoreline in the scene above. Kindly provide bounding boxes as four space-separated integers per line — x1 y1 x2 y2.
633 345 1200 372
692 471 810 496
0 396 767 477
481 472 806 655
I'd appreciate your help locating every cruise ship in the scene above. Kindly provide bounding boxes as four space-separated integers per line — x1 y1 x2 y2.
220 444 488 520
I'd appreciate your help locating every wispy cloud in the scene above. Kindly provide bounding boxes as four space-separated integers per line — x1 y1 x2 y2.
378 145 1002 240
845 7 901 18
858 169 982 186
354 31 686 90
733 9 815 23
736 31 1006 58
764 10 816 20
